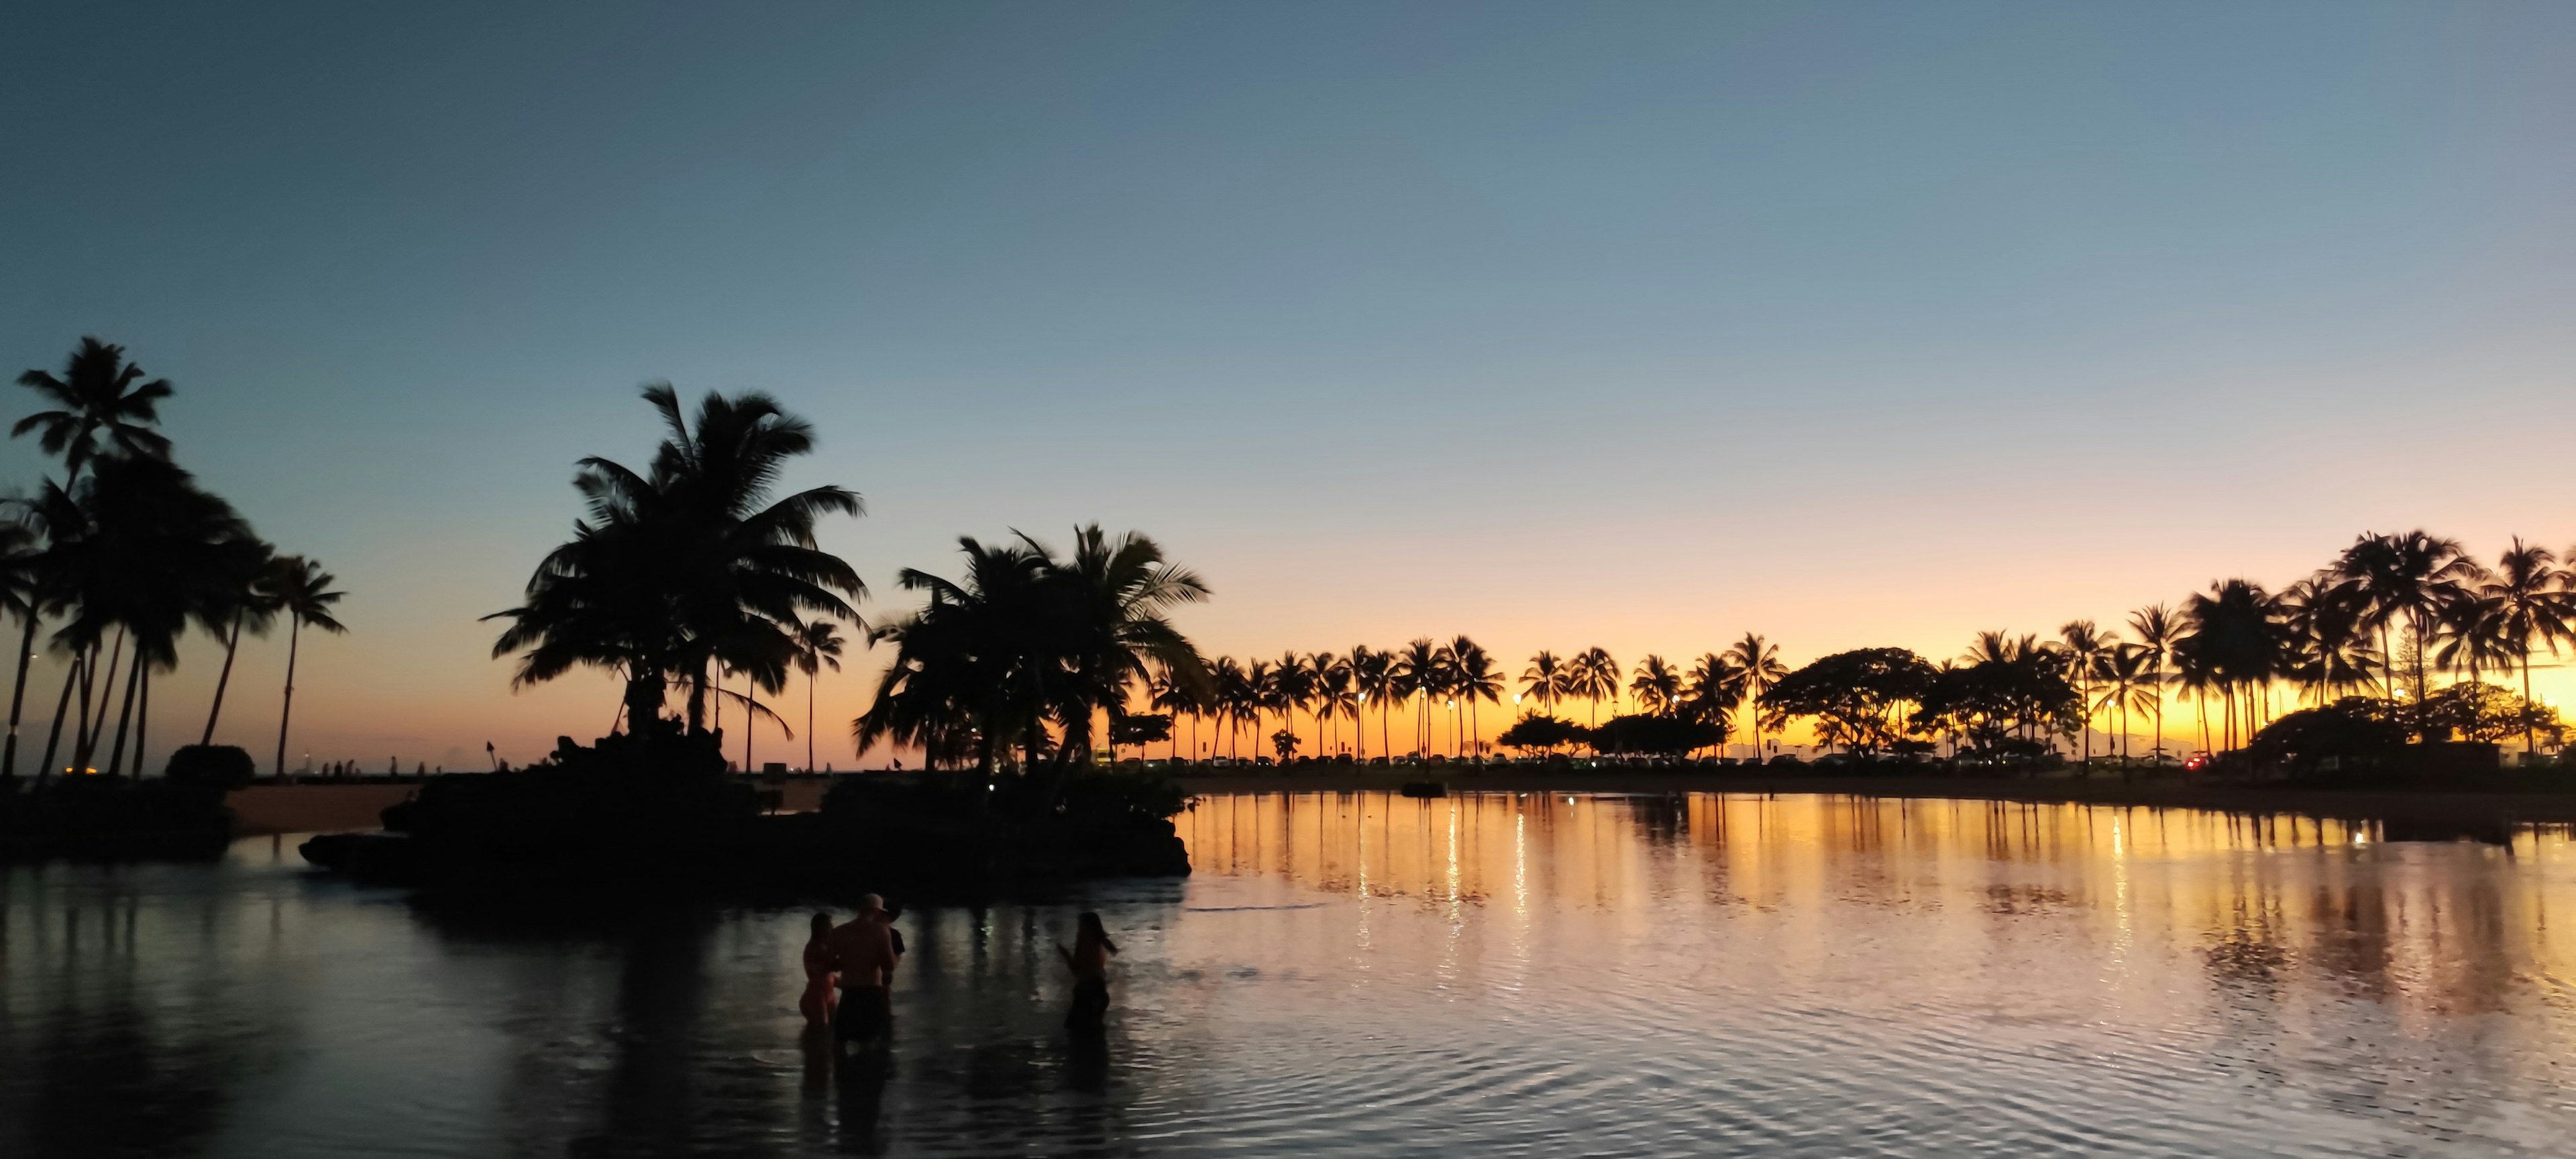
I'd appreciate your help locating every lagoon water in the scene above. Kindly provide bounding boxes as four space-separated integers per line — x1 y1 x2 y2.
7 791 2576 1157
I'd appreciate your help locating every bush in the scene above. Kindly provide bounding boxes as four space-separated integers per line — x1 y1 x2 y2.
165 744 257 790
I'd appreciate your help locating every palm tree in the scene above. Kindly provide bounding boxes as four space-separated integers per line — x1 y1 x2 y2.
1209 656 1250 759
2330 530 2483 723
13 337 173 484
856 538 1051 773
2278 577 2379 708
1521 651 1568 714
1310 656 1358 759
1568 647 1619 731
1450 637 1501 759
2055 620 2116 765
197 538 280 745
2474 539 2575 755
270 557 347 777
1272 650 1313 759
2092 645 2159 764
1351 645 1395 761
0 516 44 779
1682 653 1743 753
2179 579 2282 752
2125 604 2180 762
1722 634 1788 761
1628 655 1683 717
794 619 846 772
1034 525 1210 767
1391 639 1440 757
491 385 864 738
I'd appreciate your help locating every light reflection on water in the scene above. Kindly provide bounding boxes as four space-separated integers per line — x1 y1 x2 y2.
7 793 2576 1156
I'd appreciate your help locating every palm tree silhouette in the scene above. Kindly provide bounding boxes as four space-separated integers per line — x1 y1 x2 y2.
1568 647 1618 733
2055 620 2116 766
1309 655 1358 759
857 538 1051 773
2179 579 2282 751
196 538 280 746
1271 651 1312 759
2473 539 2574 755
1682 653 1744 753
2330 530 2483 724
269 557 347 777
490 385 863 739
1721 634 1787 761
1208 657 1250 759
0 517 42 779
794 619 845 772
1520 651 1568 715
1391 639 1440 757
1450 637 1501 759
2092 645 2159 764
2124 604 2180 761
1628 655 1682 717
1351 645 1395 760
13 337 173 484
2277 578 2379 710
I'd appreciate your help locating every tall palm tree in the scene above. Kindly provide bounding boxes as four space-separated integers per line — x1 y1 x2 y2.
1391 639 1440 757
13 337 173 484
2055 620 2116 765
1351 645 1395 761
1030 525 1211 767
1244 658 1277 757
2125 604 2180 762
1450 637 1501 759
2330 530 2483 722
0 516 44 779
1209 657 1250 759
1521 651 1568 714
856 538 1052 773
1722 634 1788 761
794 619 846 772
1682 653 1743 754
2092 645 2159 763
2474 539 2574 755
1271 650 1313 758
197 538 280 745
2277 577 2379 708
1310 656 1358 759
2179 579 2282 752
492 385 864 738
270 557 347 777
1628 655 1683 717
1568 647 1619 731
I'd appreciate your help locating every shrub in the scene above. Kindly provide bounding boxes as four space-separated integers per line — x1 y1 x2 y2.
165 744 257 790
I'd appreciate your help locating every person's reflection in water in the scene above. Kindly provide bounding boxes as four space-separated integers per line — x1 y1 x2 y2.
833 1042 894 1154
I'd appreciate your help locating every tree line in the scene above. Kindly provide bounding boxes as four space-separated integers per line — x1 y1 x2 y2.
1 338 346 785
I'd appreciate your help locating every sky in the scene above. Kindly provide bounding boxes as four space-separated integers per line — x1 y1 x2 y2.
2 2 2571 769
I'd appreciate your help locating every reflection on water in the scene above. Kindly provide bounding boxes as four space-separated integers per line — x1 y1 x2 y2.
7 796 2576 1156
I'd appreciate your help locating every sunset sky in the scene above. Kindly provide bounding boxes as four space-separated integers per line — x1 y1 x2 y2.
3 3 2571 767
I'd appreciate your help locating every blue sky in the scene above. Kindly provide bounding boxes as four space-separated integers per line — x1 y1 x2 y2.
3 3 2570 765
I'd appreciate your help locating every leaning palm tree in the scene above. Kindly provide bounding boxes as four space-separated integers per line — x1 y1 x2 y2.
2125 604 2180 762
2473 539 2574 755
794 619 846 772
0 516 45 779
13 337 174 484
197 537 280 745
270 557 347 777
1722 634 1788 761
1628 655 1683 717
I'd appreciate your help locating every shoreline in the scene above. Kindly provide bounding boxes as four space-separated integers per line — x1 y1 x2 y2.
1173 770 2576 825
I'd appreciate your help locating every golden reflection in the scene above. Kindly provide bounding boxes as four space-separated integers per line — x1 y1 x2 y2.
1177 791 2576 1039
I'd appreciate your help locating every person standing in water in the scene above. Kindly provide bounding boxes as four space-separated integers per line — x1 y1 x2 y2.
826 895 902 1046
800 912 839 1028
1057 912 1120 1032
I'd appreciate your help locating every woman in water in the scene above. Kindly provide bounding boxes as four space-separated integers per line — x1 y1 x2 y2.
800 912 839 1027
1057 912 1120 1032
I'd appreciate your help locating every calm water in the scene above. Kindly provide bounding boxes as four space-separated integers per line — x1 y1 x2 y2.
8 793 2576 1157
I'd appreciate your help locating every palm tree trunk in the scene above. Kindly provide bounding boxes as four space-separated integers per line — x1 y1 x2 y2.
36 653 78 785
2524 651 2539 757
3 611 38 779
74 630 123 775
274 616 303 777
136 664 150 777
202 607 248 745
105 648 142 777
806 665 817 773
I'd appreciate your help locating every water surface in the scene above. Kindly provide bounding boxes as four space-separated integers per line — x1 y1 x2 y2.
7 792 2576 1156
